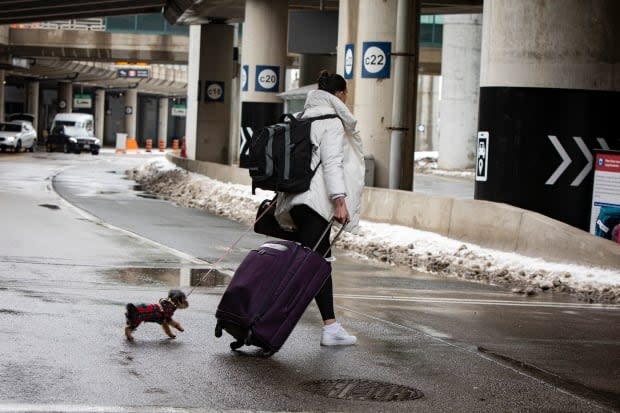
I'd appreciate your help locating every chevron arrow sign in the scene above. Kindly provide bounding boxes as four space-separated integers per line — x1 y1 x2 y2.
545 136 610 187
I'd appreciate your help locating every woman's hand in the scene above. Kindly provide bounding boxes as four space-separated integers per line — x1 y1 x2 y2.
333 197 350 225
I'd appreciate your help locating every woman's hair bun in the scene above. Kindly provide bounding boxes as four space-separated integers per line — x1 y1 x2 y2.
318 70 330 89
317 70 346 95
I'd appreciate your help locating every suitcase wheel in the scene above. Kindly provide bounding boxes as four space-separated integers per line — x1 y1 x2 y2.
214 321 222 338
230 340 243 351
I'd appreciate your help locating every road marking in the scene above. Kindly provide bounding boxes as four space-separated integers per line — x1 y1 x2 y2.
334 293 620 310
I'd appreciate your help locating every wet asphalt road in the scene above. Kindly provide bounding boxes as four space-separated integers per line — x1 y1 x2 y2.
1 150 619 413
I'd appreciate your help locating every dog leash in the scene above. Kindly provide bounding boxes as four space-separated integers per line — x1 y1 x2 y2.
186 200 346 297
185 198 278 297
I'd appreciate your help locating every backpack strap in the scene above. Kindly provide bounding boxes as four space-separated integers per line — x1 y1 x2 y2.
304 114 340 122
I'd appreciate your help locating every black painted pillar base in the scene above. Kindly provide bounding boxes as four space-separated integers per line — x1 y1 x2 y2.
476 86 620 230
239 101 284 168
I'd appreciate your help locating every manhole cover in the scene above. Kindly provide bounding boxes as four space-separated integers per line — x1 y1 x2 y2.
302 379 423 402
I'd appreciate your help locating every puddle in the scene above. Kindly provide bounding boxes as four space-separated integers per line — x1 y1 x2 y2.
39 203 60 210
103 267 231 288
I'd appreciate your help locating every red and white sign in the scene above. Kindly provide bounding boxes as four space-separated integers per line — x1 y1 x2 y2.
589 151 620 240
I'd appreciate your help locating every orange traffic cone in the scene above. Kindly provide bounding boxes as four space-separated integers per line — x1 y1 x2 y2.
180 137 186 158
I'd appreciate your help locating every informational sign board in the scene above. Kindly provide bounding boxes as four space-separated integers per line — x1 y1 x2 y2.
589 150 620 242
204 81 225 102
344 44 354 79
171 104 186 117
255 65 280 92
476 132 489 182
241 65 249 92
73 93 92 109
361 42 391 79
115 132 127 152
117 68 149 78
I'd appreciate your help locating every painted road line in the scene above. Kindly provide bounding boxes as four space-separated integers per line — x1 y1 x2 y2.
334 293 620 310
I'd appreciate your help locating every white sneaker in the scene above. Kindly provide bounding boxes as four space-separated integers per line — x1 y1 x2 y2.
321 324 357 346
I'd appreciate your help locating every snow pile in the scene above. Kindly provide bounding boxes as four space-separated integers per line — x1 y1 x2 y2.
128 159 620 304
414 151 475 179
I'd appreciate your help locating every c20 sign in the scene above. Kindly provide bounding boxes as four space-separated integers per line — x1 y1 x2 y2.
255 65 280 92
361 42 391 79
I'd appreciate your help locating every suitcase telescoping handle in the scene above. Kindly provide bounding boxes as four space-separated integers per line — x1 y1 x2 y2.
313 218 346 258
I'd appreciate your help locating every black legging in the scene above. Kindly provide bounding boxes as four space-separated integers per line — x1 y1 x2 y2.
289 204 335 321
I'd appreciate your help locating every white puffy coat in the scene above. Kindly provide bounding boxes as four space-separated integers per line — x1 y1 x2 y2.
275 89 365 233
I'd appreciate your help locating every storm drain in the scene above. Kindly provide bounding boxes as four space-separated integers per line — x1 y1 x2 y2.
302 379 423 402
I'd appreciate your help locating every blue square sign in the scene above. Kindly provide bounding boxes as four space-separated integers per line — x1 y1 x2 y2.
255 65 280 92
205 81 225 102
361 42 391 79
344 44 354 79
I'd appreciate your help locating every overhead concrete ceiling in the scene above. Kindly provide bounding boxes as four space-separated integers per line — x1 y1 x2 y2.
0 0 483 26
0 0 171 25
176 0 483 24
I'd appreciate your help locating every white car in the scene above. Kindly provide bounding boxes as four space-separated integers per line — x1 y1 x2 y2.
0 121 37 152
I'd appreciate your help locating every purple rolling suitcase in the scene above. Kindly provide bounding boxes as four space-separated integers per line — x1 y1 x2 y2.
215 223 343 356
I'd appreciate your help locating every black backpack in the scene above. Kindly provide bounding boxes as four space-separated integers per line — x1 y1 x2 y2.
248 113 339 194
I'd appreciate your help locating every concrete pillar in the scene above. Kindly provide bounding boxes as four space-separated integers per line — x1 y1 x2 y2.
26 81 39 132
338 0 418 189
298 54 337 87
229 23 241 165
438 14 482 170
415 75 435 151
94 89 105 141
158 97 169 146
414 75 442 152
58 82 73 113
239 0 288 167
186 23 234 163
476 0 620 230
0 70 5 122
0 26 6 122
124 88 137 139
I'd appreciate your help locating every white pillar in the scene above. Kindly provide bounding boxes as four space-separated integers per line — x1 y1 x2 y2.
185 23 234 163
238 0 288 166
26 81 39 132
438 14 482 170
415 75 434 151
229 24 241 165
158 97 169 146
346 0 397 188
94 89 105 141
124 88 137 139
0 70 4 122
58 82 73 113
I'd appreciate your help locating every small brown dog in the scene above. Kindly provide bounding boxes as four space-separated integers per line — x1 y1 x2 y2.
124 289 189 341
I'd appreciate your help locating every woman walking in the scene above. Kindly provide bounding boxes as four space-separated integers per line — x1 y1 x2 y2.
275 71 365 346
